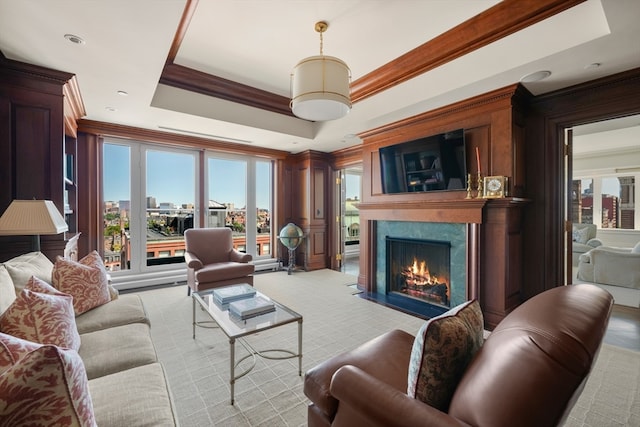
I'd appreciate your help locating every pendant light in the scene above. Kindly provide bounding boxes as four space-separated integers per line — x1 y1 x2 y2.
290 21 351 121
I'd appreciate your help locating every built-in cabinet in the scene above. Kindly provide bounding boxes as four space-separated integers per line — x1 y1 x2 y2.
0 54 83 262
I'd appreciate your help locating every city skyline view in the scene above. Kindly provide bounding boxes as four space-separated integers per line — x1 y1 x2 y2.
104 143 362 208
103 144 272 208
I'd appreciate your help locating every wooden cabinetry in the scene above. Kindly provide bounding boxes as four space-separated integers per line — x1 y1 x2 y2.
280 151 330 271
0 54 83 261
357 83 531 328
64 135 78 233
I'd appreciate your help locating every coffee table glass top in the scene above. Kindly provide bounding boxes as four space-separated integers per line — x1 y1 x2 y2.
192 286 302 339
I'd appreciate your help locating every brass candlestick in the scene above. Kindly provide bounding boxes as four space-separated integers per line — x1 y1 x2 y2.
476 172 483 198
465 173 473 199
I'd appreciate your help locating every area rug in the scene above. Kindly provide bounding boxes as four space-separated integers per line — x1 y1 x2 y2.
136 269 640 427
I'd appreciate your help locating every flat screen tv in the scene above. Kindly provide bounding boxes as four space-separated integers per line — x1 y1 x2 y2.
379 129 466 194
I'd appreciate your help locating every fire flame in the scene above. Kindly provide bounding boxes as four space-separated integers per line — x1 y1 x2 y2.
400 257 446 287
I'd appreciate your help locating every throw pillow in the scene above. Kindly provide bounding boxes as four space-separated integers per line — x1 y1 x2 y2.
407 299 484 412
2 251 54 293
572 226 590 244
0 332 41 375
52 251 111 315
0 277 81 351
0 335 96 427
0 265 16 316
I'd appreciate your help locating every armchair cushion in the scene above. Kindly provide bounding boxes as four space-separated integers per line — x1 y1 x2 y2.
195 261 255 283
407 299 484 411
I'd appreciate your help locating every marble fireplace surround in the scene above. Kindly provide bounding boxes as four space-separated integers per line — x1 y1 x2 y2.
358 198 486 316
377 221 467 313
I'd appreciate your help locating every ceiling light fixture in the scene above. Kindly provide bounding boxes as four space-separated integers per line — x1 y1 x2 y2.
64 34 85 45
520 70 552 83
290 21 351 121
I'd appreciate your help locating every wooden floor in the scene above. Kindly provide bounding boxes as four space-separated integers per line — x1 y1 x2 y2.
605 304 640 351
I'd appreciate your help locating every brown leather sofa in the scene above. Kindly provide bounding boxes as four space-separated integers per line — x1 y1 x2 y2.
304 284 613 427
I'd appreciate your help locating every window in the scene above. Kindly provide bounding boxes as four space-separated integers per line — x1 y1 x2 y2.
573 175 637 229
102 139 274 285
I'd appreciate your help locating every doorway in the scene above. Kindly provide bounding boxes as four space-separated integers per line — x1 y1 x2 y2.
340 166 362 276
567 114 640 283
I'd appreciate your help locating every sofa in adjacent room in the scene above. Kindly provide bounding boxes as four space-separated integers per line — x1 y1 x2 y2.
577 243 640 307
0 251 179 426
572 223 603 266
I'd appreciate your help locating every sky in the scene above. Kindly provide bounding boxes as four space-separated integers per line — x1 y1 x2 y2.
103 144 271 208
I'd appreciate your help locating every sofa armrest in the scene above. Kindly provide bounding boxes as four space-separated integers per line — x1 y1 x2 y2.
184 251 203 270
330 365 466 427
587 238 603 248
230 249 252 263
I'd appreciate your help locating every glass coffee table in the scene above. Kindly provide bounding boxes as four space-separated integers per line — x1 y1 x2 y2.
191 286 303 405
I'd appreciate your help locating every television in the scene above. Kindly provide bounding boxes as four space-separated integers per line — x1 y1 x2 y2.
379 128 466 194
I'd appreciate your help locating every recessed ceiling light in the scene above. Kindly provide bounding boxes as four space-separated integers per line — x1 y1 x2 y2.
117 90 129 96
520 70 551 83
584 63 601 70
64 34 85 45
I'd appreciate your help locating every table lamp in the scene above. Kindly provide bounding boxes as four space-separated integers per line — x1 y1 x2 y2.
0 200 68 251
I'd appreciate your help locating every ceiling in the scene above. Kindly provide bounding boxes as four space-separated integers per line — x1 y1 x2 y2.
0 0 639 154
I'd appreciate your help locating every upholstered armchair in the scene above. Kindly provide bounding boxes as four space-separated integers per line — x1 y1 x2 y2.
184 228 254 295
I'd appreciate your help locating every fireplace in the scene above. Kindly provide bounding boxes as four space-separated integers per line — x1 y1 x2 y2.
374 221 467 318
386 237 451 308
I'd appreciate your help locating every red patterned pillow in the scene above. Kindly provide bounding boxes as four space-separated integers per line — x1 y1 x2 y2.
0 332 41 375
52 251 111 315
0 335 96 427
0 277 81 351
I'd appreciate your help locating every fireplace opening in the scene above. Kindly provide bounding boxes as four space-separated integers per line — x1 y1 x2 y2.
386 237 451 308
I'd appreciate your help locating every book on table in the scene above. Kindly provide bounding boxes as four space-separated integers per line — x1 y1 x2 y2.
229 296 275 319
213 284 256 305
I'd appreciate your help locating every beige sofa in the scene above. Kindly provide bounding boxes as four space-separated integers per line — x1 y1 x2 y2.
577 245 640 289
0 252 179 426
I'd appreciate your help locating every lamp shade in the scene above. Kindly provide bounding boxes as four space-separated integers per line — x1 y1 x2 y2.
291 55 351 121
0 200 68 235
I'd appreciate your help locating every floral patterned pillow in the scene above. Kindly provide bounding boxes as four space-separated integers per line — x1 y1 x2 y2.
52 251 111 315
0 334 96 427
0 332 41 374
0 277 81 351
407 299 484 411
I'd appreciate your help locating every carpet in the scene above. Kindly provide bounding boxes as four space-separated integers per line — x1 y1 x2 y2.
136 269 640 426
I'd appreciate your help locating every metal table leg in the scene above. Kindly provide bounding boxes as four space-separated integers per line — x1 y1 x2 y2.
298 319 303 376
192 295 196 339
230 337 236 405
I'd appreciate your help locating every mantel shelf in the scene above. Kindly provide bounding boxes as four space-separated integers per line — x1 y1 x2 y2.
356 197 529 224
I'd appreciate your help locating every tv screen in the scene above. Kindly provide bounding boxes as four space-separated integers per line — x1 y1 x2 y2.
379 129 466 194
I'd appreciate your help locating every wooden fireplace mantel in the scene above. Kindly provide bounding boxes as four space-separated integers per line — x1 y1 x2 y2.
358 197 530 328
357 197 529 225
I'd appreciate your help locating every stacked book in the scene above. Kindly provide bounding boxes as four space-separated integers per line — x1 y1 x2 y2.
229 296 275 320
212 284 256 305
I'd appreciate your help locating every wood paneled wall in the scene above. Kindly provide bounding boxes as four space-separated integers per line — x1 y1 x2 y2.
357 84 531 328
0 55 75 262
